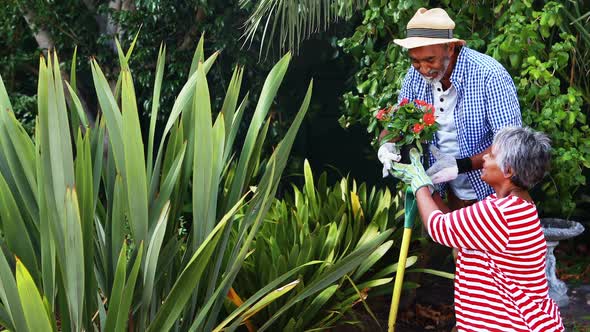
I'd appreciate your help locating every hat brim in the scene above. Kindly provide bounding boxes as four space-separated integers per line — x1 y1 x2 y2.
393 37 465 49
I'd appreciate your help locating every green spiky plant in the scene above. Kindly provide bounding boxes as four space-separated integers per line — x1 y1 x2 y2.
0 35 335 331
231 160 413 331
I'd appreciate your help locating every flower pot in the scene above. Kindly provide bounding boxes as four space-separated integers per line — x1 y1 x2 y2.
399 143 430 169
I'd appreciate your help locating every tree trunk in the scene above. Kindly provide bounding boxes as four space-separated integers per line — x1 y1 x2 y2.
179 7 206 51
21 8 54 52
20 5 95 125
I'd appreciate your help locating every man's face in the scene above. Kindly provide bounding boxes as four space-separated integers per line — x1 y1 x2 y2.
408 44 452 84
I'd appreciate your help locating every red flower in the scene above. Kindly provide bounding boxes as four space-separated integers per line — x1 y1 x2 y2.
415 99 428 106
399 98 409 106
423 112 436 126
412 123 424 133
426 103 435 112
376 108 389 120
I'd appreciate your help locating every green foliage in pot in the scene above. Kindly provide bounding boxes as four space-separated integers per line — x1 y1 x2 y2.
232 160 419 331
0 35 314 331
338 0 590 217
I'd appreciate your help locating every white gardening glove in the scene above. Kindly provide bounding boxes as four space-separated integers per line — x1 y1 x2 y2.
425 146 458 184
378 142 401 178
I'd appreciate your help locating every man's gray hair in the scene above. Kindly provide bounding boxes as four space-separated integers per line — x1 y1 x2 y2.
492 127 551 189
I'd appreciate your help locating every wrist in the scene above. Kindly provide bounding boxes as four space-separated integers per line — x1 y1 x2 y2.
412 178 434 195
456 157 472 174
414 184 434 196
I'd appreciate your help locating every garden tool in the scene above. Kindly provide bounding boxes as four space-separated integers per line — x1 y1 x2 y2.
387 149 431 332
387 187 418 332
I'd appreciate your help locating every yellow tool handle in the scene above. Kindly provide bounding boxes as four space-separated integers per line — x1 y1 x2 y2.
387 227 412 332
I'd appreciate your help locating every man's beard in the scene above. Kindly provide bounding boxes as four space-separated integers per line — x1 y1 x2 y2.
421 57 450 84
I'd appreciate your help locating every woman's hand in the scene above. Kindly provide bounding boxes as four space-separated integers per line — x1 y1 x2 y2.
390 148 434 194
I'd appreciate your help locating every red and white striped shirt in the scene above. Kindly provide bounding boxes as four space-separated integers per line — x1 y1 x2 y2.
428 194 564 331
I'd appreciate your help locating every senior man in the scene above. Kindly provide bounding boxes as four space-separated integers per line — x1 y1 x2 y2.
379 7 522 209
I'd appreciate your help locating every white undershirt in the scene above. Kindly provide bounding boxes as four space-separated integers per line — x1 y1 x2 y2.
432 81 477 200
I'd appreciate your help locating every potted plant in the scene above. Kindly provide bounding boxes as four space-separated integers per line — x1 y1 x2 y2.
376 98 438 164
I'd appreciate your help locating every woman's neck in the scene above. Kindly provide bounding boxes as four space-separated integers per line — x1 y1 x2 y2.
494 184 532 202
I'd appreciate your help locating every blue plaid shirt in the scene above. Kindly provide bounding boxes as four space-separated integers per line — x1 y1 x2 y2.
398 47 522 201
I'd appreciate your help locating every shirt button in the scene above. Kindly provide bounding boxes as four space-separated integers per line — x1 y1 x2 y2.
440 98 444 102
440 108 444 112
437 88 441 91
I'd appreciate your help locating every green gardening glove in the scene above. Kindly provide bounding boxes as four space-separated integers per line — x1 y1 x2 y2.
389 148 434 195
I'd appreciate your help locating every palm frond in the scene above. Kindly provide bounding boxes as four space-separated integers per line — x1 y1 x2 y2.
240 0 365 58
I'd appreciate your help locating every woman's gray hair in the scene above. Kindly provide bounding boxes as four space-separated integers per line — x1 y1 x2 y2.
492 127 551 189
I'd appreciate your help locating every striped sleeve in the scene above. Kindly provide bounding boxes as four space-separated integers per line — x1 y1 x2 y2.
427 199 509 252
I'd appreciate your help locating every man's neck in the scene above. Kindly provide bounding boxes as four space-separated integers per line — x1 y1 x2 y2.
440 46 461 90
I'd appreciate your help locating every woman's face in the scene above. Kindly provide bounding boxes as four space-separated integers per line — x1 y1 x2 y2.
481 145 507 185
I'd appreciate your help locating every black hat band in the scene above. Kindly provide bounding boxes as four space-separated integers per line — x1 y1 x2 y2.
406 28 454 39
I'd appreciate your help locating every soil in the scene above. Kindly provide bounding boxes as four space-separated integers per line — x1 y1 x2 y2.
337 274 590 332
336 272 456 332
335 231 590 332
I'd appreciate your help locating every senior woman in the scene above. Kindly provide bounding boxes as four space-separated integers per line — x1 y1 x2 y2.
390 127 563 332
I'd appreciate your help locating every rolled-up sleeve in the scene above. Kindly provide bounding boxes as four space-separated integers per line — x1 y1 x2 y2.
485 70 522 132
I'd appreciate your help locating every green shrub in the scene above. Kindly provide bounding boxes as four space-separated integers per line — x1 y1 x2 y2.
232 160 413 331
486 1 589 217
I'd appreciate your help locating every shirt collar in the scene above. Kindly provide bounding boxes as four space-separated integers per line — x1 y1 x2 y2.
450 46 468 92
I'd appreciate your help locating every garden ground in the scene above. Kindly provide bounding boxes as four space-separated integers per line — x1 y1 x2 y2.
340 276 590 331
339 219 590 331
340 233 590 332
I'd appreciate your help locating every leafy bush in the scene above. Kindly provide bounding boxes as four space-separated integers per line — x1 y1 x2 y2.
338 0 590 217
0 36 314 331
486 1 589 217
232 160 414 331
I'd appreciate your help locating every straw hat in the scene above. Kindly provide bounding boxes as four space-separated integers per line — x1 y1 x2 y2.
394 8 466 49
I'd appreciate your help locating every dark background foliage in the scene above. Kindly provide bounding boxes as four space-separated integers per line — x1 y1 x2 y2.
0 0 386 192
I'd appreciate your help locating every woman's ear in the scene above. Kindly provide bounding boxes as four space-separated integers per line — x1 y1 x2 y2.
504 166 514 180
